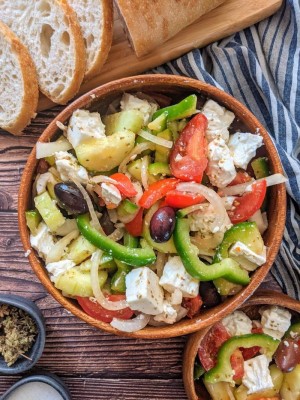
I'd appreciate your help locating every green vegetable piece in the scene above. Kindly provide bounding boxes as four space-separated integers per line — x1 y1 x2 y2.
104 110 144 136
55 267 107 297
155 129 172 163
167 121 180 141
148 162 171 176
111 260 131 293
45 156 55 166
117 199 139 219
194 362 205 380
78 255 116 273
66 235 96 265
251 157 270 179
123 232 138 248
34 191 65 232
284 321 300 338
152 94 197 121
147 111 167 132
127 156 158 184
77 214 156 266
212 279 243 296
173 218 250 284
204 381 235 400
280 364 300 400
25 210 41 235
204 334 280 385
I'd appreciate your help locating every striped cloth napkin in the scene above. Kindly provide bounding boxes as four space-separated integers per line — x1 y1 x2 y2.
153 0 300 298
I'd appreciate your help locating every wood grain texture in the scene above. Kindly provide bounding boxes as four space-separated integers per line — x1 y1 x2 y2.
38 0 282 111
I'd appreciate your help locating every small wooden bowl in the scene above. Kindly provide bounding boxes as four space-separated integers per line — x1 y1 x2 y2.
182 290 300 400
18 74 286 339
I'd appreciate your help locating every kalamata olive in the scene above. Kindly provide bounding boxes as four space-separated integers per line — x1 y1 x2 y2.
100 209 115 235
36 159 50 174
150 206 176 243
274 337 300 372
54 182 88 215
199 281 221 309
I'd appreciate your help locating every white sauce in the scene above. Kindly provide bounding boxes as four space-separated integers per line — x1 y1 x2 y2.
6 382 64 400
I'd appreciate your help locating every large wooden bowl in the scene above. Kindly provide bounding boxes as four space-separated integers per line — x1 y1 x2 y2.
182 290 300 399
18 74 286 339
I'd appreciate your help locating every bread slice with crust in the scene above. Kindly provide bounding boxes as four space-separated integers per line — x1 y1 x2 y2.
68 0 113 80
0 0 86 104
0 21 38 135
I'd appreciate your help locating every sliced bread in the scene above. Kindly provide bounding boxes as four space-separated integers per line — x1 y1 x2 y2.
67 0 113 80
0 21 38 135
0 0 86 104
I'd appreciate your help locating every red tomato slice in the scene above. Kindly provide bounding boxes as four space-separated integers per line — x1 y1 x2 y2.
182 295 203 318
170 113 208 183
198 322 231 371
110 173 137 198
240 346 261 360
228 179 267 224
165 190 205 208
230 349 245 381
77 295 134 323
138 178 179 209
228 171 252 186
125 208 143 237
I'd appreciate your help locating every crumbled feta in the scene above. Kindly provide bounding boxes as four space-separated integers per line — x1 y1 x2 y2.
100 183 122 206
222 196 236 210
159 256 199 298
35 172 57 195
120 93 158 124
206 138 237 188
125 267 164 315
67 109 106 148
30 222 55 259
242 355 273 394
229 242 267 266
188 203 232 236
202 99 235 143
54 151 89 184
153 301 178 324
228 132 263 170
46 260 75 282
222 311 253 336
260 306 292 340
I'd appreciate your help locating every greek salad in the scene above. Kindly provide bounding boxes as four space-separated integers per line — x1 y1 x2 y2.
194 306 300 400
26 92 286 332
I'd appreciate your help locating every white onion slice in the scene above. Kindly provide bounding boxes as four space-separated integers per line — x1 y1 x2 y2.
110 313 150 332
36 138 72 159
176 182 231 231
90 175 118 185
117 208 140 224
91 250 128 311
263 173 288 187
141 156 149 190
108 227 125 242
46 230 79 264
118 143 154 173
55 219 79 236
138 130 173 148
249 209 268 235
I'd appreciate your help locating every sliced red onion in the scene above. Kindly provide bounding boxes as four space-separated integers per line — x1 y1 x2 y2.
138 130 173 148
110 313 150 332
36 138 72 159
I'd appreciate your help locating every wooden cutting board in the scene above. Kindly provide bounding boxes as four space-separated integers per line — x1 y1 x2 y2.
38 0 282 111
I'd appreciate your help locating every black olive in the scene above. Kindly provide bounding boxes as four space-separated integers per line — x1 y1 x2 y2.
99 209 115 235
275 337 300 372
199 281 221 309
150 206 176 243
54 182 88 215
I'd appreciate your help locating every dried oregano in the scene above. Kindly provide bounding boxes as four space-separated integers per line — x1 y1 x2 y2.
0 304 37 366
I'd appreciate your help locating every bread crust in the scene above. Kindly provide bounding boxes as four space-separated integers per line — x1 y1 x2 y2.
115 0 225 57
0 21 39 135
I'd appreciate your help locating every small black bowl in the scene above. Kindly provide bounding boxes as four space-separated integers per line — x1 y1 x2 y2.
0 373 72 400
0 294 46 374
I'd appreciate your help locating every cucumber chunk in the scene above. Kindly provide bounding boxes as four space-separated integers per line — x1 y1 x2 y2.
104 110 144 136
34 191 65 232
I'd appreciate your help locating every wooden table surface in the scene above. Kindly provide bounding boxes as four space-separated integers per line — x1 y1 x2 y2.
0 108 281 399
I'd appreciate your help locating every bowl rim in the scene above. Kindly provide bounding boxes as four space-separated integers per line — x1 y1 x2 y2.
18 74 287 339
0 294 46 374
182 290 300 400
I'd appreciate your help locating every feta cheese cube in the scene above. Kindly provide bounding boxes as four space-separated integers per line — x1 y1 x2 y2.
46 260 76 282
126 267 164 315
159 256 199 298
228 132 263 170
120 93 158 124
100 183 122 206
229 241 267 266
260 306 292 340
242 355 273 394
189 203 232 236
30 222 55 259
67 109 106 149
206 138 237 188
153 301 178 324
55 151 89 184
202 99 235 143
222 311 253 336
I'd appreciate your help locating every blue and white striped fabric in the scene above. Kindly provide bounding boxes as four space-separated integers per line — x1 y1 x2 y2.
153 0 300 298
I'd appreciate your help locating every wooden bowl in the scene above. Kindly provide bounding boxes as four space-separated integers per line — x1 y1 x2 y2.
182 290 300 400
18 74 286 339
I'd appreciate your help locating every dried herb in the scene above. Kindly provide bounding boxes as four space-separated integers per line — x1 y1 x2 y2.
0 304 37 366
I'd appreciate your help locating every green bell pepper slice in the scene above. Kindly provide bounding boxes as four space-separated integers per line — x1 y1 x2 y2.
173 218 250 284
204 334 280 385
76 214 156 267
284 322 300 338
251 157 270 179
152 94 197 121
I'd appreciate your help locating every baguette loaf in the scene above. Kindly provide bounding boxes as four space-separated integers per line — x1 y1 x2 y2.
0 0 86 104
0 21 38 135
68 0 113 80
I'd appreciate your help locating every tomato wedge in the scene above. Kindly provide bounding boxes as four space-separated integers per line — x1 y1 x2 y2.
138 178 179 209
240 346 261 360
170 113 208 183
125 208 143 237
77 295 134 323
182 295 203 318
230 349 245 380
165 190 205 208
228 171 252 186
110 173 137 197
228 179 267 224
